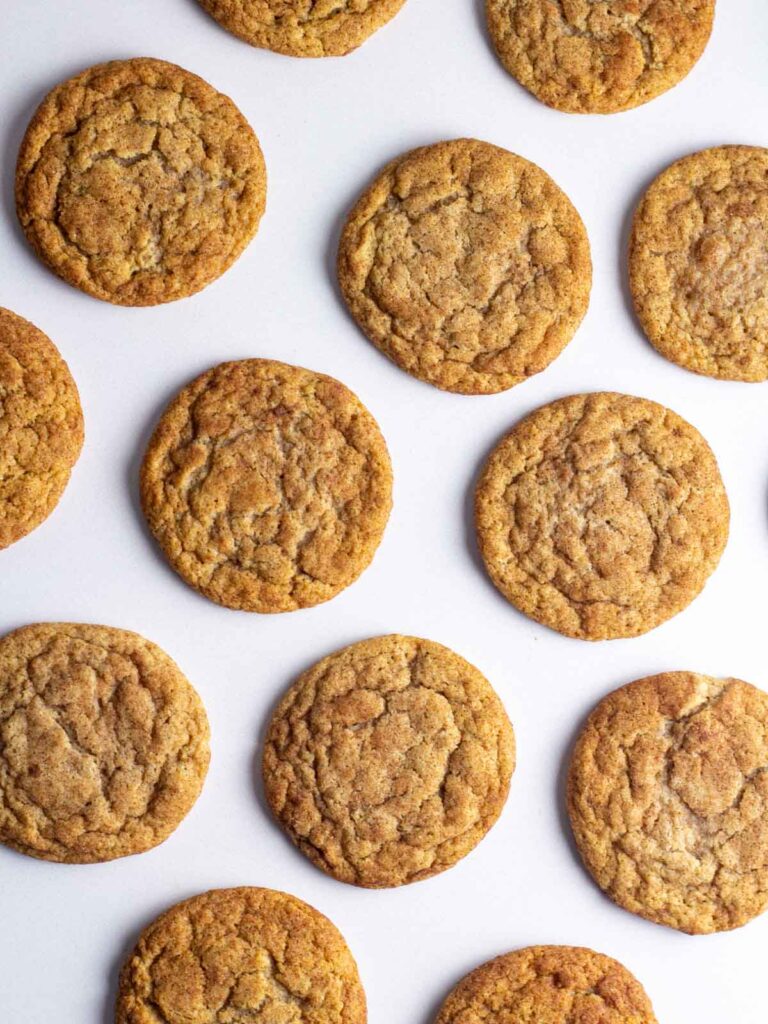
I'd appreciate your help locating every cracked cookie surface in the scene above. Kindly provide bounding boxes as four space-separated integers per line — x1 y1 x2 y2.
140 359 392 613
568 672 768 933
434 945 657 1024
0 308 83 549
337 138 591 395
16 58 266 306
630 145 768 381
263 635 515 887
486 0 715 114
475 392 729 640
117 887 366 1024
0 623 209 864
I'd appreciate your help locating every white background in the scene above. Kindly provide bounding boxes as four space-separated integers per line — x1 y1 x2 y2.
2 0 768 1020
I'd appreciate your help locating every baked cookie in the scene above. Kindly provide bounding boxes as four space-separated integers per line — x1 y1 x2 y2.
434 945 657 1024
486 0 715 114
117 887 366 1024
141 359 392 613
475 392 729 640
263 634 515 887
337 138 591 395
0 308 83 549
196 0 407 57
16 58 266 306
0 623 209 863
569 672 768 934
630 145 768 381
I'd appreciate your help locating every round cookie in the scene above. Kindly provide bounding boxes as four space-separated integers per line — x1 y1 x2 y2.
486 0 715 115
0 308 83 549
263 634 515 887
630 145 768 381
140 359 392 613
337 138 591 395
16 58 266 306
117 887 366 1024
475 392 729 640
569 672 768 934
0 623 209 863
434 945 657 1024
196 0 408 58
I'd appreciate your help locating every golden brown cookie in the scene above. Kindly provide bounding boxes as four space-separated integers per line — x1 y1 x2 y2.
475 392 729 640
337 138 591 395
117 887 366 1024
0 308 83 549
196 0 407 57
630 145 768 381
486 0 715 114
16 58 266 306
140 359 392 613
263 634 515 887
0 623 209 864
569 672 768 934
434 945 658 1024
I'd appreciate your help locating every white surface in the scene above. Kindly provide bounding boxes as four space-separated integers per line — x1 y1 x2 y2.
2 1 768 1020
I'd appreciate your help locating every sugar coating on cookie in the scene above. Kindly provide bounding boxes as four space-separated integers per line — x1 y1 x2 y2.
475 392 729 640
117 887 366 1024
486 0 715 114
16 58 266 306
569 672 768 934
0 623 209 863
630 145 768 381
0 308 83 549
435 945 657 1024
141 359 392 613
338 138 591 395
263 635 515 887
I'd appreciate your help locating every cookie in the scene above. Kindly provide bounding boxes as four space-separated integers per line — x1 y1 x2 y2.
196 0 407 57
140 359 392 613
434 945 657 1024
337 138 591 395
0 623 209 864
116 887 366 1024
475 392 729 640
0 308 83 549
486 0 715 114
630 145 768 381
16 58 266 306
263 634 515 887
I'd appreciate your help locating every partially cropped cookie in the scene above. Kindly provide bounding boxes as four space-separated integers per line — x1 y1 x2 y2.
117 887 366 1024
0 308 83 549
631 145 768 381
16 58 266 305
569 672 768 934
0 623 209 863
435 945 657 1024
264 635 515 887
486 0 715 114
141 359 392 612
338 138 591 394
475 392 729 640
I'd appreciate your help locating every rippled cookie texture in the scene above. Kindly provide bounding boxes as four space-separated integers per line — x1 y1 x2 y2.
141 359 392 613
117 887 367 1024
475 392 729 640
486 0 715 114
264 635 515 887
16 58 266 305
0 308 83 549
338 138 591 394
0 623 209 863
631 145 768 381
569 672 768 934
